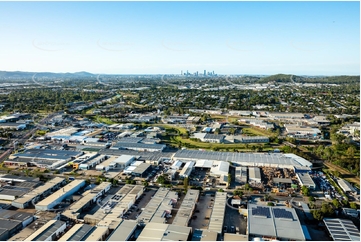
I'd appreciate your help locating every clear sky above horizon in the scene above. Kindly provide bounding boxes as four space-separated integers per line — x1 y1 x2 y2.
0 1 359 75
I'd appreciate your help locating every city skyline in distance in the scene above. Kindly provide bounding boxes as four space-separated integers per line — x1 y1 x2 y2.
0 1 359 75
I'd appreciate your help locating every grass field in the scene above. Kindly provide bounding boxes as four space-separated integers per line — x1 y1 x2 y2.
149 124 188 134
323 162 360 187
94 116 116 125
210 115 240 123
242 127 274 136
153 124 274 151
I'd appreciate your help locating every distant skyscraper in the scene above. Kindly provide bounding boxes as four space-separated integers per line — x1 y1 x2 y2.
212 71 215 75
181 70 183 75
204 70 206 76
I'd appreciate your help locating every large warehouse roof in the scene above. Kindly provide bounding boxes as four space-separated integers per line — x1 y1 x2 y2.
133 163 151 174
248 167 261 181
173 150 312 168
12 177 65 206
62 182 111 219
84 226 108 241
12 176 65 203
337 178 357 193
13 149 82 161
208 192 227 233
58 224 94 241
248 204 305 241
323 218 360 241
172 189 199 227
36 179 85 209
210 161 229 176
25 220 66 241
107 220 137 241
195 160 213 168
138 188 177 224
104 185 143 222
296 172 315 188
112 142 166 150
137 222 191 241
113 155 134 164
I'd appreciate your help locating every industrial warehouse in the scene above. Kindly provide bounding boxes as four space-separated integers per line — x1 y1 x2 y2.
173 149 313 168
62 182 112 220
5 149 83 169
35 179 86 211
247 204 306 241
11 177 66 209
0 115 358 242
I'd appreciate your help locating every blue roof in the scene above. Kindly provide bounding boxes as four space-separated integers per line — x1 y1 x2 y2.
301 225 312 240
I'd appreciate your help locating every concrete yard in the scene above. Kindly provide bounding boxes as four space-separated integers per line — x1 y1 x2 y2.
189 193 213 230
223 198 247 235
127 188 157 220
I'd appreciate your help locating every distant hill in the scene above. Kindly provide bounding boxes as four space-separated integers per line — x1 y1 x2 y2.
0 71 95 79
257 74 296 83
306 75 360 84
257 74 360 84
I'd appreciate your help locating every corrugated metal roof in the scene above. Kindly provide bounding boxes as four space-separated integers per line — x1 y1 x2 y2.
208 192 227 233
324 218 360 241
107 220 137 241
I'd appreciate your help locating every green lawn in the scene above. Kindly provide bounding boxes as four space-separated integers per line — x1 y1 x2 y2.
94 116 116 125
152 123 277 151
242 127 274 136
150 124 188 135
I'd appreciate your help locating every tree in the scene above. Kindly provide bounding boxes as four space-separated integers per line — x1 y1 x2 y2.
309 196 315 202
312 209 324 221
350 202 358 209
233 189 243 197
346 146 356 158
332 199 340 208
157 175 169 185
184 177 189 191
218 188 224 192
342 199 349 207
244 183 250 190
301 186 310 196
267 202 275 206
321 203 335 217
142 180 149 187
229 127 236 135
112 179 118 186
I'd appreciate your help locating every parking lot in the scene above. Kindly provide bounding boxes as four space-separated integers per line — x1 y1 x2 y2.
223 197 247 235
124 188 157 220
189 193 214 230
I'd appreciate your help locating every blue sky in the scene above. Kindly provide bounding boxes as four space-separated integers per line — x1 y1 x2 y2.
0 1 359 75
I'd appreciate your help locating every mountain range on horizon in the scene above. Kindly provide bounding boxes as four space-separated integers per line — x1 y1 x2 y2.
0 71 359 78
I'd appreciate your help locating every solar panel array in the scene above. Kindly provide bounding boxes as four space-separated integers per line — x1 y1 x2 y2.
273 208 294 220
251 206 271 218
324 218 360 241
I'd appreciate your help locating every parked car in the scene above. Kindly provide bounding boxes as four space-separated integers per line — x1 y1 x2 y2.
231 226 235 233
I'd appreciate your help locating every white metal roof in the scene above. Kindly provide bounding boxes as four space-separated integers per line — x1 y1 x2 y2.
324 218 360 241
248 204 305 241
208 192 227 233
36 179 85 208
